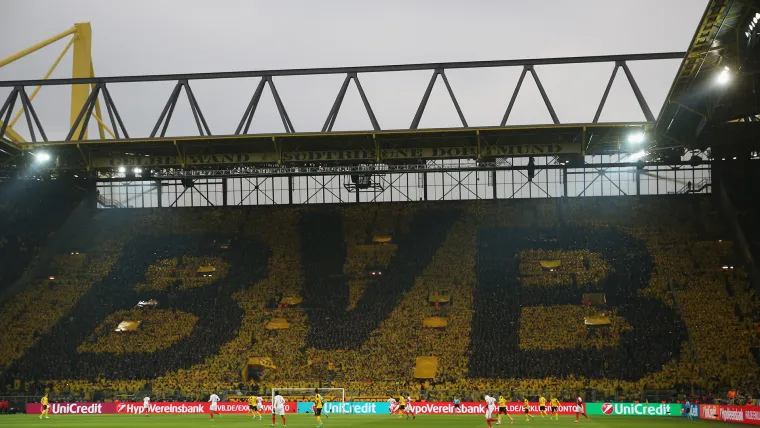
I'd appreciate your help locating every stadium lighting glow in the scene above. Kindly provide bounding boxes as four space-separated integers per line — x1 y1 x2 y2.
117 166 126 173
34 152 51 163
134 167 143 174
627 132 645 144
628 150 647 161
748 31 753 38
717 67 730 85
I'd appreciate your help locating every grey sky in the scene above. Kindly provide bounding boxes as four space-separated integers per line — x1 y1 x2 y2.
0 0 706 141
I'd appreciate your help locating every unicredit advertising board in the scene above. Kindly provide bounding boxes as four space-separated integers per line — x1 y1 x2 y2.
26 401 297 415
297 401 390 414
586 402 681 416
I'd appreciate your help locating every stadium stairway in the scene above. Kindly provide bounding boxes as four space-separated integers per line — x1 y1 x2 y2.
716 178 760 294
304 207 461 350
0 192 95 306
300 209 349 327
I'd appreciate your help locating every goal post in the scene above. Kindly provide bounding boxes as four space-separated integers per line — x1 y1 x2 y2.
271 388 346 414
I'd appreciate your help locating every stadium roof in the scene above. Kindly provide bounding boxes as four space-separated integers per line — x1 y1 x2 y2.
2 1 757 169
655 0 760 152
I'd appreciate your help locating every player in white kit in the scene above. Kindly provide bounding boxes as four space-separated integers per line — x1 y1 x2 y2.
485 394 498 428
406 395 416 419
143 396 150 416
574 396 589 423
271 391 287 427
256 396 264 420
388 397 398 415
209 393 220 421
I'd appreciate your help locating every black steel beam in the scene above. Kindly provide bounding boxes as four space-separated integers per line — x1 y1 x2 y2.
17 121 652 151
19 86 47 142
322 74 352 132
150 82 183 138
440 71 468 127
352 73 380 131
102 85 129 139
411 70 439 129
528 66 560 124
236 77 267 135
0 52 685 88
621 62 655 122
0 89 19 143
89 160 708 181
593 63 620 123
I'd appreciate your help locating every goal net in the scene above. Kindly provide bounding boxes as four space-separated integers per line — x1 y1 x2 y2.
272 388 345 414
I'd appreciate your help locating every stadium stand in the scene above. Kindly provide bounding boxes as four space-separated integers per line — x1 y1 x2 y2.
1 196 759 403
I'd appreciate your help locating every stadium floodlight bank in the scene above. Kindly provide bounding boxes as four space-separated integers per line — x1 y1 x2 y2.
272 388 345 412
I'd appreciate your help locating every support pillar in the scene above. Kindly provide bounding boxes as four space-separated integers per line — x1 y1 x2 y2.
491 170 497 199
563 168 568 197
423 172 428 201
288 176 293 205
222 178 228 206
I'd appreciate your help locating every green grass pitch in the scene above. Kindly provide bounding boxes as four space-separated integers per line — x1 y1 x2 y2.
0 414 734 428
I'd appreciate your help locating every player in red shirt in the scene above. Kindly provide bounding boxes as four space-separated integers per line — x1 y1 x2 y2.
575 396 589 423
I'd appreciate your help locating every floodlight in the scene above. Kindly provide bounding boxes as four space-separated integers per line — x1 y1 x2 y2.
118 166 126 173
35 152 51 163
134 167 143 174
717 67 730 85
627 132 645 144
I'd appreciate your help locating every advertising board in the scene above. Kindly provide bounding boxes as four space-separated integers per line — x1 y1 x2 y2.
586 402 680 416
702 404 719 420
297 401 389 414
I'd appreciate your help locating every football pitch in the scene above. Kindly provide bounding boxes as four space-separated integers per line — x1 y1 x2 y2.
0 415 734 428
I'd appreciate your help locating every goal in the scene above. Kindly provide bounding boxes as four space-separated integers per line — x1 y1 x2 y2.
272 388 346 414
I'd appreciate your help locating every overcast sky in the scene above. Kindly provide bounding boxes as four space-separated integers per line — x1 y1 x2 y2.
0 0 706 141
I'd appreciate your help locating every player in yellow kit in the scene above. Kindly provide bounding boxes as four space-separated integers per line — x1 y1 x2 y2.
248 395 260 420
397 395 407 419
314 389 325 428
550 397 560 420
40 393 49 419
538 395 547 418
523 398 534 422
497 396 513 424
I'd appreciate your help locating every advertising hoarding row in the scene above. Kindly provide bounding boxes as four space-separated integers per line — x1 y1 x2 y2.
297 401 579 415
36 400 760 421
28 401 584 415
26 401 297 415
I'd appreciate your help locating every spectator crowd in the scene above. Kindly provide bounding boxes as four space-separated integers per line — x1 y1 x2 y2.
0 196 758 403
